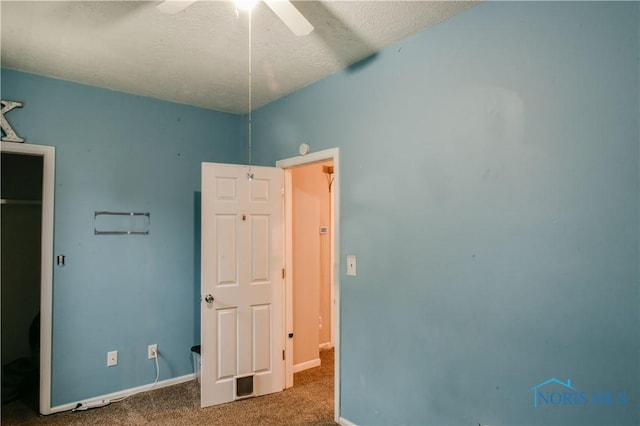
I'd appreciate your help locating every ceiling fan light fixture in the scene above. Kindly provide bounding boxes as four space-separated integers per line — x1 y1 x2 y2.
234 0 259 12
156 0 197 15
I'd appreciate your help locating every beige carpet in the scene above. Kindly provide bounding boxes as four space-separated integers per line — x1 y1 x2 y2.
2 349 335 425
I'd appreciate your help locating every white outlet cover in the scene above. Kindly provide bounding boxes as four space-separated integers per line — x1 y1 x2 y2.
107 350 118 367
148 344 158 359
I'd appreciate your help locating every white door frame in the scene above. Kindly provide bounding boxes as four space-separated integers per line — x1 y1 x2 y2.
276 147 340 423
0 142 55 415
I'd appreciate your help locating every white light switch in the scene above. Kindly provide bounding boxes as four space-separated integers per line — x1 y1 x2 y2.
346 255 357 276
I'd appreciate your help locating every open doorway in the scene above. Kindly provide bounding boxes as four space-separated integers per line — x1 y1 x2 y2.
0 142 55 415
277 148 340 423
198 149 340 421
1 152 43 411
290 160 334 372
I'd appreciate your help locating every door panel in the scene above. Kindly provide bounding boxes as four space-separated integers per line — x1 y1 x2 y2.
201 163 284 407
216 215 237 285
217 308 237 379
252 305 271 372
251 215 270 281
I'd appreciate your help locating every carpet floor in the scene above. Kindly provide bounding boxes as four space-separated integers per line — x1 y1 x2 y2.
2 349 335 425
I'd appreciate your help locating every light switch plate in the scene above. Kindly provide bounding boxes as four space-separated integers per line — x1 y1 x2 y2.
346 255 357 276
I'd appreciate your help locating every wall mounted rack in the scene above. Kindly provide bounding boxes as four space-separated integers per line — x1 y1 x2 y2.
94 211 150 235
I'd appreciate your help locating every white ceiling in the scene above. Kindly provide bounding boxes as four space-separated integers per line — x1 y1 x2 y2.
1 1 476 113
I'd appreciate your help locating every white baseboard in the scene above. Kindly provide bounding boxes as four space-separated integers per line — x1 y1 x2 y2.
338 416 358 426
49 373 196 414
319 342 333 350
293 357 321 373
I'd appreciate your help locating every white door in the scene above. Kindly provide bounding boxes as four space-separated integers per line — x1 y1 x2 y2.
201 163 284 407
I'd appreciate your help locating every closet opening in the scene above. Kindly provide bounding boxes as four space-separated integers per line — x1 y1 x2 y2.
1 152 44 412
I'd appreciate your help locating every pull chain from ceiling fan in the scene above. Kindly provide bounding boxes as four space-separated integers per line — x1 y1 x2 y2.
236 1 258 180
247 10 253 181
248 9 253 166
247 9 254 180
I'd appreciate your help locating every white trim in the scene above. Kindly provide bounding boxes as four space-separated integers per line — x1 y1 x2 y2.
1 142 55 415
293 358 321 373
49 373 196 414
276 148 338 169
276 147 340 424
338 417 358 426
283 170 294 388
319 342 333 350
330 183 335 349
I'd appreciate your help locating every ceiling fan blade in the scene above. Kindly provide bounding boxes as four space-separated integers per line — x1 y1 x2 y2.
156 0 197 14
263 0 313 36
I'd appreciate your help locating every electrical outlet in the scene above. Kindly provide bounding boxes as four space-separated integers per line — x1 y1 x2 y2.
148 344 158 359
107 350 118 367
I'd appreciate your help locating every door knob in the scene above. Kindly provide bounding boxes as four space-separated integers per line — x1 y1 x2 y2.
204 294 214 303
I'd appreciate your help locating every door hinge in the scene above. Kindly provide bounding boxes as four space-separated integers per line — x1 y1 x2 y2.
282 350 285 360
282 268 285 279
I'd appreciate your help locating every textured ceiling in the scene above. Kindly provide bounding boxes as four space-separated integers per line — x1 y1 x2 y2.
1 1 476 113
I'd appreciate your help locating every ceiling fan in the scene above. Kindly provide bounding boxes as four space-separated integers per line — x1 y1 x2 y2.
156 0 314 36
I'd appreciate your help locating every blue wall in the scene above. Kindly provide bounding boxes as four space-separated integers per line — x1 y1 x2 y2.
252 2 639 425
2 1 638 423
1 69 241 405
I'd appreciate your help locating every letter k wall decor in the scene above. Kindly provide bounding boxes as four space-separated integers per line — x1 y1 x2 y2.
1 100 25 142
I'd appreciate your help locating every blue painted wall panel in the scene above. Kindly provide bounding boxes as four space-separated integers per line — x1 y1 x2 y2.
2 1 638 423
252 2 639 425
1 69 241 405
